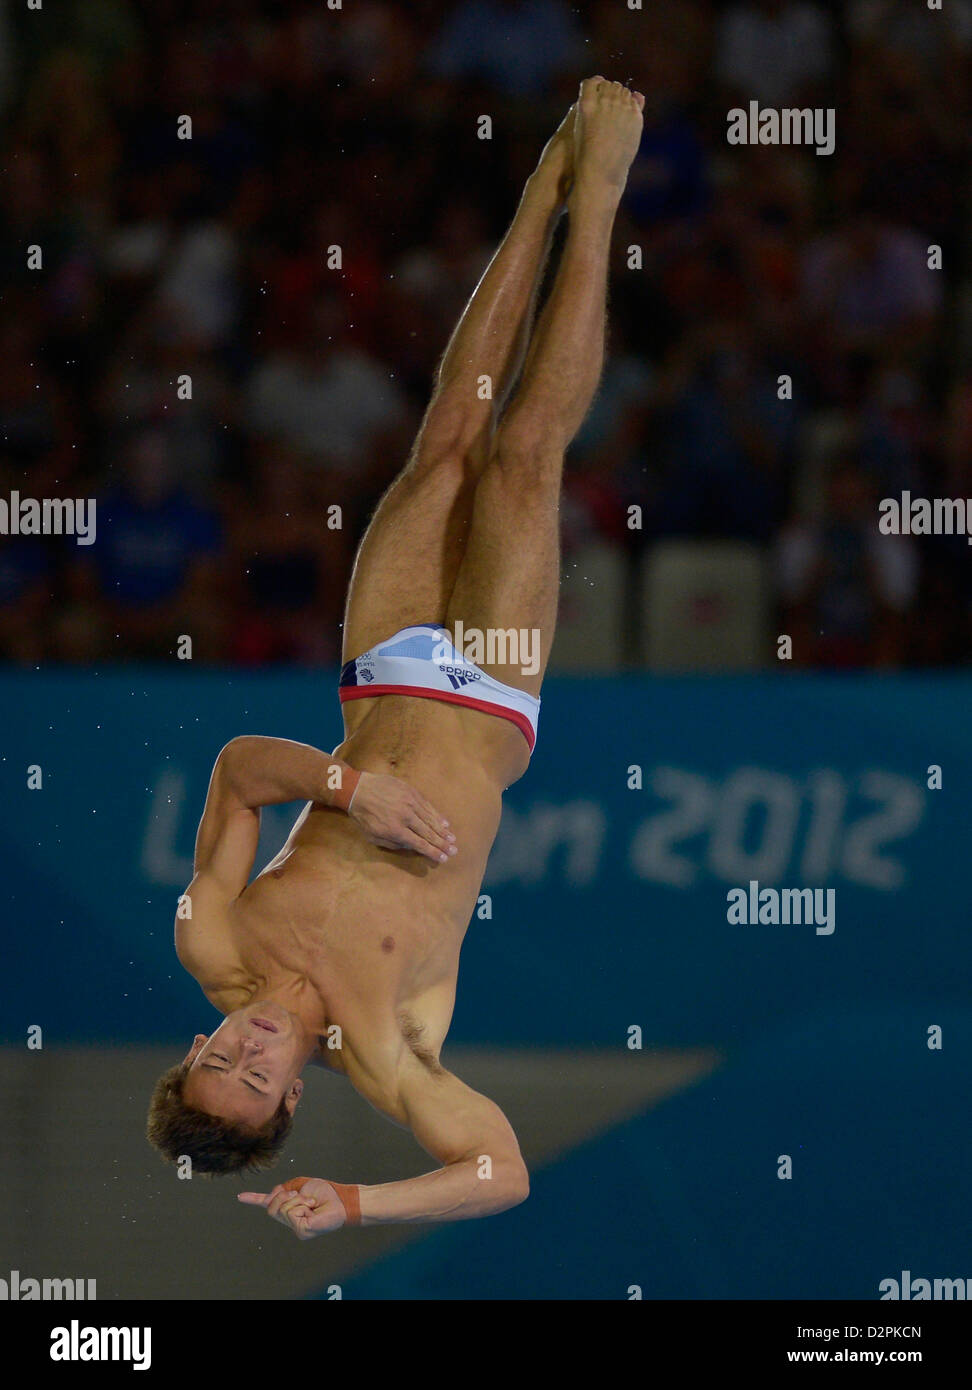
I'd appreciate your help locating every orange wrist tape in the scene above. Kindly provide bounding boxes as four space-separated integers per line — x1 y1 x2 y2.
330 1182 361 1226
331 766 361 813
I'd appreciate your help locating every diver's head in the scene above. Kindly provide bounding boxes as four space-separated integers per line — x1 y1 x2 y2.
146 1002 305 1176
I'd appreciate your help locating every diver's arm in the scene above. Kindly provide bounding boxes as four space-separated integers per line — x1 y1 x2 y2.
238 1062 528 1234
203 736 456 872
364 1059 530 1222
212 735 358 813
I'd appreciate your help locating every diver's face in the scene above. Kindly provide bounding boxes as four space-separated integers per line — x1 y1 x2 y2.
181 1003 304 1127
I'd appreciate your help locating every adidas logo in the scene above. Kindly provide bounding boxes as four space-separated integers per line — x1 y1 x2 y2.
439 664 482 691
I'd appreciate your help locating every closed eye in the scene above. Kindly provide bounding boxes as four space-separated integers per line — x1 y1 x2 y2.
200 1063 267 1095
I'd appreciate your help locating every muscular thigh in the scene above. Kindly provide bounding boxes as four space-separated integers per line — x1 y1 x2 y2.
341 454 478 665
445 452 563 699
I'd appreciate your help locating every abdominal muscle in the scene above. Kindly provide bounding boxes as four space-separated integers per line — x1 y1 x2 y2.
232 694 526 1010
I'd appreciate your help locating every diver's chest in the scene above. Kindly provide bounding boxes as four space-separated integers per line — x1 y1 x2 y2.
235 858 445 976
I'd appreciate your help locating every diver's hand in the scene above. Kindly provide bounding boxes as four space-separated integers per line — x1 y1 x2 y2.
238 1178 348 1239
347 771 457 863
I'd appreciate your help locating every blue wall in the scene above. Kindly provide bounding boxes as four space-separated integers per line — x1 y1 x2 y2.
0 671 964 1047
2 671 967 1298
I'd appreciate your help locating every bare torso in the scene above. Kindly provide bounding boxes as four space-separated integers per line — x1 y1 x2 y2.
185 694 530 1104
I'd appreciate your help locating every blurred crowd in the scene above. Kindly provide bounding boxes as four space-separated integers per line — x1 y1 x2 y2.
0 0 970 668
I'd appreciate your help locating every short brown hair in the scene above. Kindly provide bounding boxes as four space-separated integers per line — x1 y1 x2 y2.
146 1063 294 1176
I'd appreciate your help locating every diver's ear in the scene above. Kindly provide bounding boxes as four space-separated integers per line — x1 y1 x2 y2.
284 1078 304 1114
181 1034 209 1068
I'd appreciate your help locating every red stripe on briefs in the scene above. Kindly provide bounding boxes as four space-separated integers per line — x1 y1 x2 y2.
339 683 536 751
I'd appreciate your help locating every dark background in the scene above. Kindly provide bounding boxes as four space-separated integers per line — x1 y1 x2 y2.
2 0 969 671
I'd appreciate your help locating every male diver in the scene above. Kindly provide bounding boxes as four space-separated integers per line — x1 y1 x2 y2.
147 79 645 1236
